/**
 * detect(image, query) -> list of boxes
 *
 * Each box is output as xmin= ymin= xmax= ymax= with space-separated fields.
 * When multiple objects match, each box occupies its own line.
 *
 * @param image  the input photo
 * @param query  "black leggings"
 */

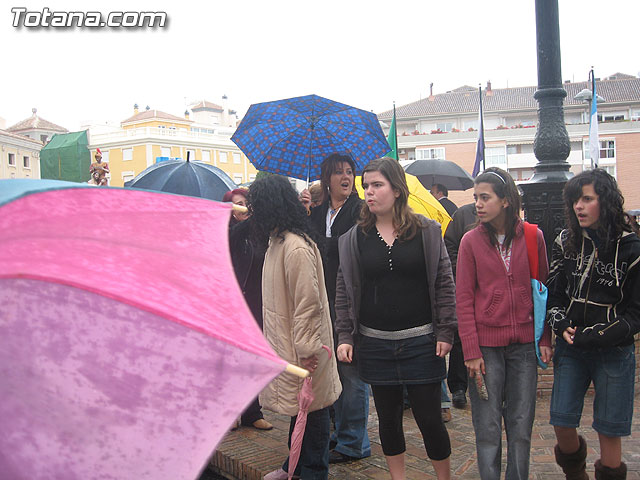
xmin=371 ymin=383 xmax=451 ymax=460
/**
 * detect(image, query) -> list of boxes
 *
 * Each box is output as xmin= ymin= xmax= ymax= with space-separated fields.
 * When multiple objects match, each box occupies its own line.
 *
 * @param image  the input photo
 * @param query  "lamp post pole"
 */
xmin=520 ymin=0 xmax=573 ymax=256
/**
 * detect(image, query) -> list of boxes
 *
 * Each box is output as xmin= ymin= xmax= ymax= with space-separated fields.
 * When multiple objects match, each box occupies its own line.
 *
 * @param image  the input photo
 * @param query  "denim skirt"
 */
xmin=356 ymin=332 xmax=445 ymax=385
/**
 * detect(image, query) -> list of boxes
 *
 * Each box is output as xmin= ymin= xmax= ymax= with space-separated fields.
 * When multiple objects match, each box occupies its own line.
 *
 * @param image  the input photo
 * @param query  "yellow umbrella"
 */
xmin=355 ymin=173 xmax=451 ymax=235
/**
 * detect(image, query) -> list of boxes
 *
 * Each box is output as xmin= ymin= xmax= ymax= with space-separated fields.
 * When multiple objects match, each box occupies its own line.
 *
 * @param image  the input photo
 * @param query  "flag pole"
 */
xmin=479 ymin=85 xmax=485 ymax=172
xmin=472 ymin=84 xmax=486 ymax=177
xmin=589 ymin=66 xmax=599 ymax=169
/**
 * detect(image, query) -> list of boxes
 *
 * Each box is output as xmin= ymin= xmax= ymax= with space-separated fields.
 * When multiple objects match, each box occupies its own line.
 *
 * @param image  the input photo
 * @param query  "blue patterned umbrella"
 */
xmin=231 ymin=94 xmax=390 ymax=182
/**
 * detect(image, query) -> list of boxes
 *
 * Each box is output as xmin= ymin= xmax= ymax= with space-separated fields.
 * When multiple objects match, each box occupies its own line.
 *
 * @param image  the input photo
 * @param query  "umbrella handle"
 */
xmin=231 ymin=204 xmax=248 ymax=213
xmin=285 ymin=363 xmax=310 ymax=378
xmin=322 ymin=345 xmax=332 ymax=359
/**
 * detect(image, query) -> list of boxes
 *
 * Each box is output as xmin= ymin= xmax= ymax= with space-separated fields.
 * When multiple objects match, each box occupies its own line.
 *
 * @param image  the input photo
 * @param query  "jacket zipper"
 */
xmin=597 ymin=320 xmax=620 ymax=335
xmin=583 ymin=246 xmax=597 ymax=326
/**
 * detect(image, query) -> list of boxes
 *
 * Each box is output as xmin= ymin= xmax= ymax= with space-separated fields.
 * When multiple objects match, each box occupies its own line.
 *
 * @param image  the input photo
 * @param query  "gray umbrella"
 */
xmin=404 ymin=160 xmax=474 ymax=191
xmin=124 ymin=159 xmax=236 ymax=201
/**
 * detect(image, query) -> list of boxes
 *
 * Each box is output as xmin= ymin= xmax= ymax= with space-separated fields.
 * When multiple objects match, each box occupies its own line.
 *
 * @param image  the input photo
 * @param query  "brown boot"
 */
xmin=594 ymin=460 xmax=627 ymax=480
xmin=554 ymin=435 xmax=589 ymax=480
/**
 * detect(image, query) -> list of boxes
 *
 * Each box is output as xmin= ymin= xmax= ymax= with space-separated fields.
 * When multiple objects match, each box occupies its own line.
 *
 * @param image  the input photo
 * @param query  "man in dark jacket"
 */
xmin=430 ymin=184 xmax=458 ymax=217
xmin=443 ymin=202 xmax=477 ymax=408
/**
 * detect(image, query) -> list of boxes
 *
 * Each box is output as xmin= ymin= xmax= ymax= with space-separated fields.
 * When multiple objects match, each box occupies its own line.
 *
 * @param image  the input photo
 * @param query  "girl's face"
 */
xmin=363 ymin=170 xmax=399 ymax=218
xmin=474 ymin=182 xmax=509 ymax=231
xmin=573 ymin=183 xmax=600 ymax=229
xmin=231 ymin=194 xmax=248 ymax=222
xmin=328 ymin=161 xmax=354 ymax=201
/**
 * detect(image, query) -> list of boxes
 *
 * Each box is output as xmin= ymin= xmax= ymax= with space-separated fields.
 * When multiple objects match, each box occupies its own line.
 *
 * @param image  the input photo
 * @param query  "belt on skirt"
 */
xmin=359 ymin=323 xmax=433 ymax=340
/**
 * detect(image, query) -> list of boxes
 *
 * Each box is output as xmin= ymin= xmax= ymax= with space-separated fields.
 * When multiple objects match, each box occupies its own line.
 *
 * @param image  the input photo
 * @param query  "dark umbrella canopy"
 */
xmin=231 ymin=94 xmax=390 ymax=182
xmin=404 ymin=159 xmax=474 ymax=191
xmin=125 ymin=160 xmax=236 ymax=201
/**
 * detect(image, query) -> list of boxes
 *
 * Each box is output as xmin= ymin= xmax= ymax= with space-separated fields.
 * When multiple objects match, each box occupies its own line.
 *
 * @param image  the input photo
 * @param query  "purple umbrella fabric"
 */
xmin=0 ymin=179 xmax=287 ymax=480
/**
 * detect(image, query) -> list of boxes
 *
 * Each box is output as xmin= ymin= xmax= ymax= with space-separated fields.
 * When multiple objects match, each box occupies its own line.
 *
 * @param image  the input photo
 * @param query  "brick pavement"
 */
xmin=205 ymin=393 xmax=640 ymax=479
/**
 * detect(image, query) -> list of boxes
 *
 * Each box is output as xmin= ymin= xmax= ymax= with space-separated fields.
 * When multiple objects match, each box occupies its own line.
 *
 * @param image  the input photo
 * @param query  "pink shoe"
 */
xmin=263 ymin=467 xmax=300 ymax=480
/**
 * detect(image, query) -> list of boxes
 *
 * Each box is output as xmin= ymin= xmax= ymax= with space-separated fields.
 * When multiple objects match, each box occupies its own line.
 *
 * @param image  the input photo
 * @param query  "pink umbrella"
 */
xmin=286 ymin=346 xmax=331 ymax=480
xmin=0 ymin=179 xmax=291 ymax=480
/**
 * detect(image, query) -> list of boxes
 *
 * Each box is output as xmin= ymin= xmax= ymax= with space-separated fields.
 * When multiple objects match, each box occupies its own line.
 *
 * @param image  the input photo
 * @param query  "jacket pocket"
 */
xmin=518 ymin=286 xmax=533 ymax=310
xmin=482 ymin=290 xmax=504 ymax=317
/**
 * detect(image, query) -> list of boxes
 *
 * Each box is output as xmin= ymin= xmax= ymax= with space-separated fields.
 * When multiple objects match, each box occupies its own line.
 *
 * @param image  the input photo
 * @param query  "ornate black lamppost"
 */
xmin=521 ymin=0 xmax=573 ymax=254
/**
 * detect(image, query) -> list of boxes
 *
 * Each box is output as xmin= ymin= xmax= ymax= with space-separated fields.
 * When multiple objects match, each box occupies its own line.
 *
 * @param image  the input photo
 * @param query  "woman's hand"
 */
xmin=436 ymin=341 xmax=452 ymax=358
xmin=540 ymin=346 xmax=553 ymax=364
xmin=299 ymin=189 xmax=311 ymax=210
xmin=336 ymin=344 xmax=353 ymax=363
xmin=300 ymin=355 xmax=319 ymax=373
xmin=465 ymin=357 xmax=485 ymax=378
xmin=562 ymin=326 xmax=576 ymax=345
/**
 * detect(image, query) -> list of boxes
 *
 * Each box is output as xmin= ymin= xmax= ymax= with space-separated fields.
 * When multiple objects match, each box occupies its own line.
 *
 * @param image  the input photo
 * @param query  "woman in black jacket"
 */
xmin=301 ymin=153 xmax=372 ymax=463
xmin=547 ymin=169 xmax=640 ymax=480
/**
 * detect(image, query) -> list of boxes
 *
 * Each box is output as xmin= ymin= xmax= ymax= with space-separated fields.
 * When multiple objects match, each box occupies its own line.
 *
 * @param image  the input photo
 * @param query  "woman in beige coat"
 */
xmin=249 ymin=175 xmax=341 ymax=480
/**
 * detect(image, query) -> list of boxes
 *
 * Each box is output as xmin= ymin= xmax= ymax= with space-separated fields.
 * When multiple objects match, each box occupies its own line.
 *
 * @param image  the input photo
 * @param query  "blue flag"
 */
xmin=472 ymin=85 xmax=485 ymax=177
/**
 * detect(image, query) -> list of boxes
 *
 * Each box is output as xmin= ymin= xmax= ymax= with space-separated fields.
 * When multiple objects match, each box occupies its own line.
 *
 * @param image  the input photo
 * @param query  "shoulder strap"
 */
xmin=523 ymin=221 xmax=539 ymax=280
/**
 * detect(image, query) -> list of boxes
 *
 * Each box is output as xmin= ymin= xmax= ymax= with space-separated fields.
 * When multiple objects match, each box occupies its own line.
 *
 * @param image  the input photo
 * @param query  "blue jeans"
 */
xmin=468 ymin=343 xmax=537 ymax=480
xmin=441 ymin=380 xmax=451 ymax=408
xmin=550 ymin=339 xmax=635 ymax=437
xmin=330 ymin=362 xmax=371 ymax=458
xmin=282 ymin=407 xmax=330 ymax=479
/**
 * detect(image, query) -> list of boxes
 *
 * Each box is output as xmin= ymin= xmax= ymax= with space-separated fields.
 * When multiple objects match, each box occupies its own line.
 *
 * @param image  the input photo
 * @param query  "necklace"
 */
xmin=329 ymin=198 xmax=346 ymax=216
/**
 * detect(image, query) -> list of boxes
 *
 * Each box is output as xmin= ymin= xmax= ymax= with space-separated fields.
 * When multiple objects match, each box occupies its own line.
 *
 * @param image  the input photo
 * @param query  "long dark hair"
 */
xmin=319 ymin=153 xmax=357 ymax=204
xmin=474 ymin=167 xmax=521 ymax=249
xmin=248 ymin=175 xmax=320 ymax=249
xmin=563 ymin=168 xmax=629 ymax=254
xmin=359 ymin=157 xmax=421 ymax=241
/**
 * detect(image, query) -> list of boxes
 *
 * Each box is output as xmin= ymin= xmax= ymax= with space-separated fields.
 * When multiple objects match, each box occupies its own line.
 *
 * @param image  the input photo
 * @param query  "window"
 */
xmin=219 ymin=151 xmax=228 ymax=163
xmin=601 ymin=165 xmax=617 ymax=178
xmin=485 ymin=146 xmax=507 ymax=167
xmin=416 ymin=147 xmax=445 ymax=160
xmin=584 ymin=139 xmax=615 ymax=160
xmin=186 ymin=149 xmax=195 ymax=161
xmin=8 ymin=153 xmax=15 ymax=166
xmin=507 ymin=145 xmax=521 ymax=155
xmin=233 ymin=152 xmax=241 ymax=164
xmin=40 ymin=134 xmax=48 ymax=143
xmin=463 ymin=120 xmax=478 ymax=131
xmin=123 ymin=148 xmax=133 ymax=161
xmin=632 ymin=111 xmax=640 ymax=121
xmin=598 ymin=113 xmax=625 ymax=122
xmin=202 ymin=150 xmax=211 ymax=163
xmin=249 ymin=174 xmax=256 ymax=182
xmin=436 ymin=122 xmax=453 ymax=133
xmin=161 ymin=146 xmax=171 ymax=157
xmin=23 ymin=156 xmax=30 ymax=168
xmin=122 ymin=173 xmax=135 ymax=184
xmin=233 ymin=174 xmax=243 ymax=184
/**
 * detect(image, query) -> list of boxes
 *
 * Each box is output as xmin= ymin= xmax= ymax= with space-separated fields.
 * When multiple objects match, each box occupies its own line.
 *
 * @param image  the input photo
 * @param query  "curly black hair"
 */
xmin=563 ymin=168 xmax=629 ymax=254
xmin=248 ymin=175 xmax=320 ymax=249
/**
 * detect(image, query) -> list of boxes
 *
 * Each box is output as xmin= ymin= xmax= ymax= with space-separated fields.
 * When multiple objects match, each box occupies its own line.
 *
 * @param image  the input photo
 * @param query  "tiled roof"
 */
xmin=7 ymin=110 xmax=67 ymax=133
xmin=121 ymin=109 xmax=192 ymax=124
xmin=378 ymin=76 xmax=640 ymax=120
xmin=190 ymin=100 xmax=224 ymax=111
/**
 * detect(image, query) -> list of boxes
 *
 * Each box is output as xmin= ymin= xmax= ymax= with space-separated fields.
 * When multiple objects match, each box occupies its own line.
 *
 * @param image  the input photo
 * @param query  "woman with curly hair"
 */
xmin=335 ymin=157 xmax=456 ymax=479
xmin=250 ymin=175 xmax=341 ymax=480
xmin=547 ymin=169 xmax=640 ymax=480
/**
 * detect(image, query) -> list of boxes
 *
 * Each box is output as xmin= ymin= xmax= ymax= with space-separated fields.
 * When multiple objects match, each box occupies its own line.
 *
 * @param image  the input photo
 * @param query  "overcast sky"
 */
xmin=1 ymin=0 xmax=638 ymax=131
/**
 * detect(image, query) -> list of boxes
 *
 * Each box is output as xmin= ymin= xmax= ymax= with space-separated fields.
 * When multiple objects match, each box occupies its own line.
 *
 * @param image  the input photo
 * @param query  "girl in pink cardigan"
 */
xmin=456 ymin=167 xmax=552 ymax=480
